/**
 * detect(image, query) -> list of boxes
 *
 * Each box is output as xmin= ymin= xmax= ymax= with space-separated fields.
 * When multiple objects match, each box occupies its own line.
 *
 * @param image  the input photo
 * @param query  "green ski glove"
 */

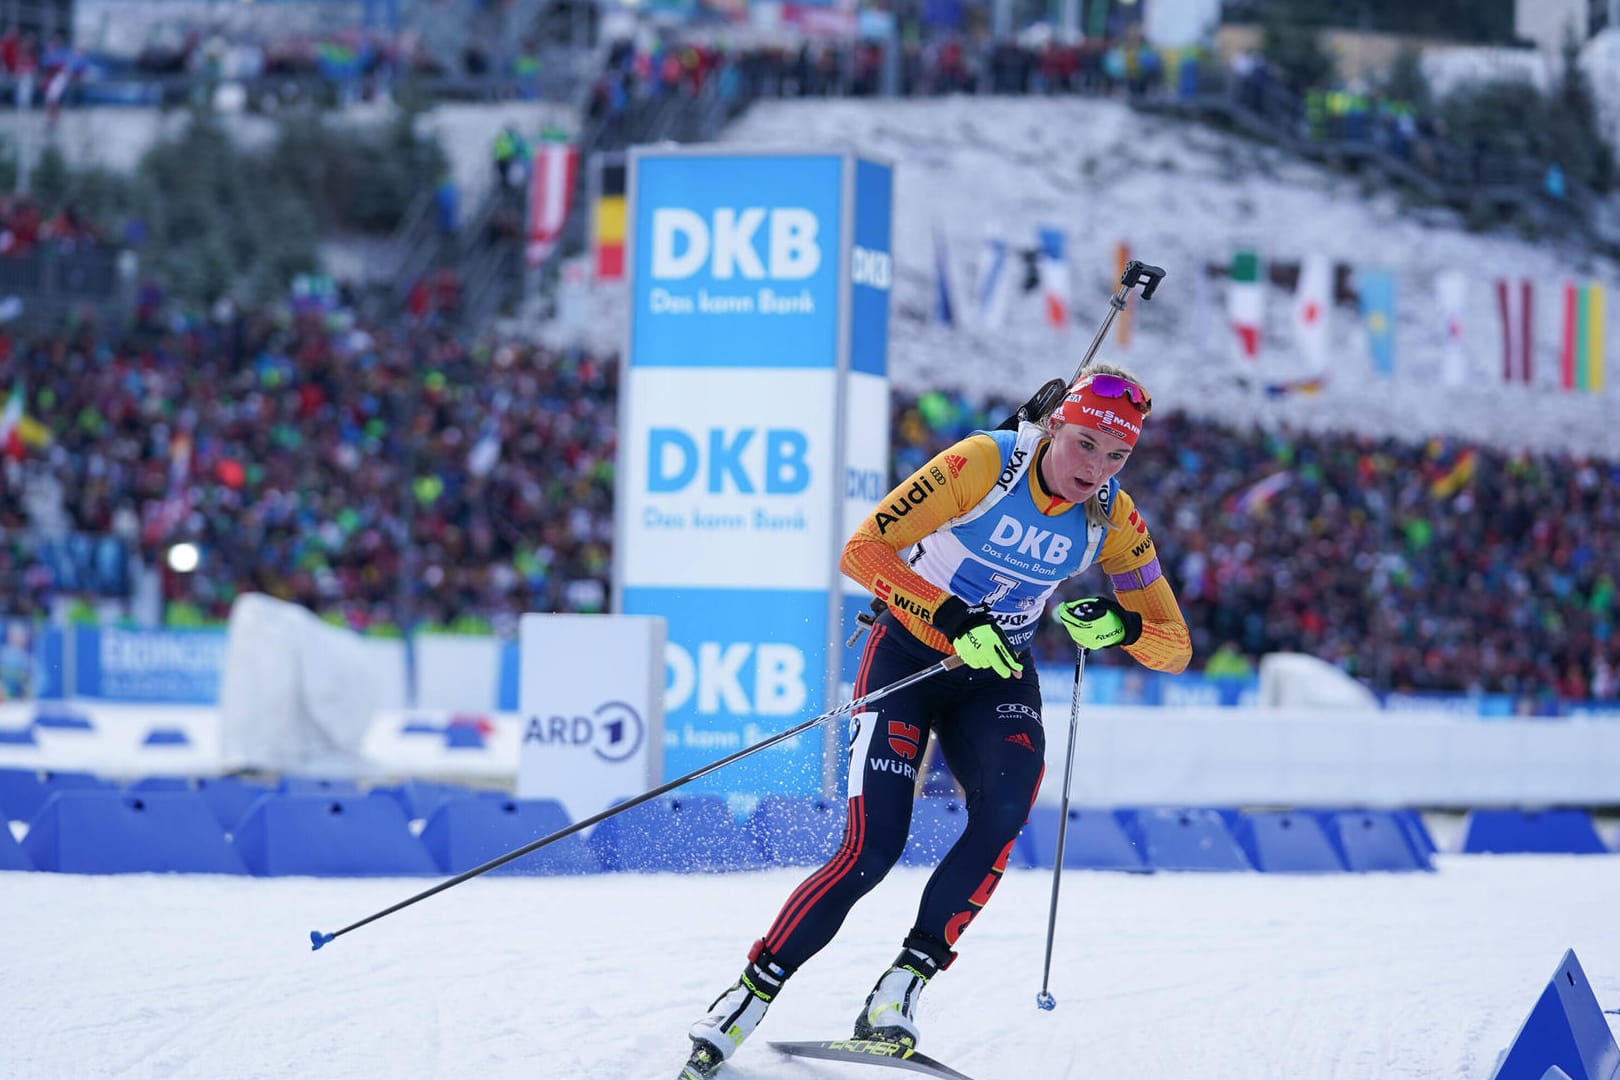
xmin=932 ymin=596 xmax=1024 ymax=679
xmin=1054 ymin=596 xmax=1143 ymax=651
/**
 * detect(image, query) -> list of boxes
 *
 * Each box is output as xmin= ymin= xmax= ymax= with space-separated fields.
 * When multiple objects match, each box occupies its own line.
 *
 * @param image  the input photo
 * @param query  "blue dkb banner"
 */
xmin=616 ymin=149 xmax=893 ymax=797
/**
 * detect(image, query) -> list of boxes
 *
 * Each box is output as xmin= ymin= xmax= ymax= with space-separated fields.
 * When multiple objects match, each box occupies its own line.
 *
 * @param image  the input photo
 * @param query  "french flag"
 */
xmin=1037 ymin=227 xmax=1070 ymax=329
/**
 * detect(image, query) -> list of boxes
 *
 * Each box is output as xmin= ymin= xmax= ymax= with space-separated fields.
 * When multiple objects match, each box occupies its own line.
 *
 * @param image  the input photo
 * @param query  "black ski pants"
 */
xmin=760 ymin=611 xmax=1047 ymax=969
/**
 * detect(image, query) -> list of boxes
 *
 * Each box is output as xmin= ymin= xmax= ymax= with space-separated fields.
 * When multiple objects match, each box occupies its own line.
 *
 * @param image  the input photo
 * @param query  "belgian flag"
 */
xmin=592 ymin=154 xmax=626 ymax=283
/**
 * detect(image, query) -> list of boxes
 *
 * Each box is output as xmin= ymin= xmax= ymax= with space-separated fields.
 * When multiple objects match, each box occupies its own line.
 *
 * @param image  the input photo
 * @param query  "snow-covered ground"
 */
xmin=4 ymin=855 xmax=1619 ymax=1079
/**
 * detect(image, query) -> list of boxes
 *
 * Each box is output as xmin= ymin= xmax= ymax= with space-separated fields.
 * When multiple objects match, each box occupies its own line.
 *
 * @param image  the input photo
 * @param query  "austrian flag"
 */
xmin=527 ymin=139 xmax=579 ymax=269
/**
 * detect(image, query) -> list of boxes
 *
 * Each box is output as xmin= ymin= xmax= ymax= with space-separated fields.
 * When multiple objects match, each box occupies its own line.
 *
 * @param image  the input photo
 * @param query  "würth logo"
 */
xmin=888 ymin=720 xmax=922 ymax=761
xmin=1128 ymin=509 xmax=1146 ymax=535
xmin=1003 ymin=732 xmax=1035 ymax=753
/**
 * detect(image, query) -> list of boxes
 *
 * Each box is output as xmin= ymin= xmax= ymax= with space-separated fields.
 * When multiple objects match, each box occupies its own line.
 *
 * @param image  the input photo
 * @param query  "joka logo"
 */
xmin=944 ymin=454 xmax=967 ymax=478
xmin=648 ymin=427 xmax=810 ymax=494
xmin=650 ymin=207 xmax=821 ymax=281
xmin=1128 ymin=509 xmax=1147 ymax=535
xmin=523 ymin=700 xmax=645 ymax=763
xmin=1003 ymin=732 xmax=1035 ymax=753
xmin=987 ymin=514 xmax=1073 ymax=564
xmin=995 ymin=449 xmax=1028 ymax=493
xmin=887 ymin=720 xmax=921 ymax=761
xmin=874 ymin=475 xmax=937 ymax=534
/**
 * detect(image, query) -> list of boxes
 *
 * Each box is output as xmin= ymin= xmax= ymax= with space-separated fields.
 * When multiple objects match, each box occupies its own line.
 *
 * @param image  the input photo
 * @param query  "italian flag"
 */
xmin=0 ymin=383 xmax=22 ymax=459
xmin=1228 ymin=250 xmax=1264 ymax=362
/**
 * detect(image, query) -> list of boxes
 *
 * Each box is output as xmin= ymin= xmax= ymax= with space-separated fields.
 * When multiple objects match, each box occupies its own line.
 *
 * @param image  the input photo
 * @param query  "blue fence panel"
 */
xmin=22 ymin=790 xmax=246 ymax=874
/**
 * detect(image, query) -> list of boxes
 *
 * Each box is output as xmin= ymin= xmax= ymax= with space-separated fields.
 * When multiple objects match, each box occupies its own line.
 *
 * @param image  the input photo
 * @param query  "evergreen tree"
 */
xmin=1381 ymin=45 xmax=1431 ymax=113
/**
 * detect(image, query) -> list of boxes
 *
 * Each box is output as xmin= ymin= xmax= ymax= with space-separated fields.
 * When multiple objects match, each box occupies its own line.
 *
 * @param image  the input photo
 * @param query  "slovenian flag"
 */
xmin=1227 ymin=250 xmax=1263 ymax=362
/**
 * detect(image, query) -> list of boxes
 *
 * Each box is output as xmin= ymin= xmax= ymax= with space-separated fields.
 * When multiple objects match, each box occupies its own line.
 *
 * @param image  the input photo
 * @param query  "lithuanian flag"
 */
xmin=1561 ymin=281 xmax=1605 ymax=393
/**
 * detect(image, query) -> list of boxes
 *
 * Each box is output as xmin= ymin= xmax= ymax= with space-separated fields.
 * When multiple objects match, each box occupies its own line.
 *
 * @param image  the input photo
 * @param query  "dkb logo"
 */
xmin=650 ymin=208 xmax=821 ymax=281
xmin=523 ymin=700 xmax=645 ymax=763
xmin=648 ymin=427 xmax=811 ymax=494
xmin=665 ymin=641 xmax=807 ymax=716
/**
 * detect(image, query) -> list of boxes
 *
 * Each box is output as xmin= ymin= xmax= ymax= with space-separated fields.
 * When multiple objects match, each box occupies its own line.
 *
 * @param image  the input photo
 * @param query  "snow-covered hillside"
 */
xmin=711 ymin=95 xmax=1620 ymax=458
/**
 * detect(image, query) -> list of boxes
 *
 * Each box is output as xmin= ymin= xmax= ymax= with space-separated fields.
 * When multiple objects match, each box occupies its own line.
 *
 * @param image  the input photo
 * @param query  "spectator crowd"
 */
xmin=0 ymin=303 xmax=616 ymax=638
xmin=0 ymin=195 xmax=102 ymax=257
xmin=2 ymin=307 xmax=1617 ymax=707
xmin=891 ymin=387 xmax=1619 ymax=706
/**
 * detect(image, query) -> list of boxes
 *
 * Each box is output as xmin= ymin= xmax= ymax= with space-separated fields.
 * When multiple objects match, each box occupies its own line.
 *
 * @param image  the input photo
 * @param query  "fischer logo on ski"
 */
xmin=769 ymin=1039 xmax=976 ymax=1079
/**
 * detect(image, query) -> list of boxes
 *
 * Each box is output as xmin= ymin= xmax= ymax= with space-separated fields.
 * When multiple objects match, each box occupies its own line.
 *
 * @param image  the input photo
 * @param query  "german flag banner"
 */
xmin=591 ymin=152 xmax=627 ymax=283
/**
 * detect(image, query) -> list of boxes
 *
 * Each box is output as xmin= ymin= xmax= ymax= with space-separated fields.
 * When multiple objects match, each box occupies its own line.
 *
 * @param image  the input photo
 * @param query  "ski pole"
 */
xmin=310 ymin=653 xmax=965 ymax=951
xmin=1035 ymin=645 xmax=1087 ymax=1011
xmin=1010 ymin=260 xmax=1167 ymax=429
xmin=1071 ymin=259 xmax=1166 ymax=383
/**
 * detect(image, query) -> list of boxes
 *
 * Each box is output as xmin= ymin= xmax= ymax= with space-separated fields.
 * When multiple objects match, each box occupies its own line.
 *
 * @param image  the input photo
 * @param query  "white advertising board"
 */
xmin=516 ymin=614 xmax=665 ymax=827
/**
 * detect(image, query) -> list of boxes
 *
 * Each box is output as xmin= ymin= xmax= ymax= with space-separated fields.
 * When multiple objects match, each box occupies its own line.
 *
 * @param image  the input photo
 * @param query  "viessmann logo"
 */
xmin=1070 ymin=401 xmax=1142 ymax=437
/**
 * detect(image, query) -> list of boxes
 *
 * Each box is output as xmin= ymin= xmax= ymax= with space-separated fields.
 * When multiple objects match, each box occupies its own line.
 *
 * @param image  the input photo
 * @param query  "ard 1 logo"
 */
xmin=648 ymin=427 xmax=810 ymax=494
xmin=523 ymin=700 xmax=646 ymax=763
xmin=651 ymin=208 xmax=821 ymax=280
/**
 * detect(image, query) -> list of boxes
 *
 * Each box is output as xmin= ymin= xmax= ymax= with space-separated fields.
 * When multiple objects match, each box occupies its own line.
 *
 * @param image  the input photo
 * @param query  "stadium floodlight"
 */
xmin=166 ymin=543 xmax=200 ymax=574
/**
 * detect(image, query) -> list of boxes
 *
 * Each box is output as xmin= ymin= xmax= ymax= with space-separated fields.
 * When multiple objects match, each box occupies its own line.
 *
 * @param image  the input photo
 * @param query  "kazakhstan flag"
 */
xmin=1357 ymin=268 xmax=1397 ymax=377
